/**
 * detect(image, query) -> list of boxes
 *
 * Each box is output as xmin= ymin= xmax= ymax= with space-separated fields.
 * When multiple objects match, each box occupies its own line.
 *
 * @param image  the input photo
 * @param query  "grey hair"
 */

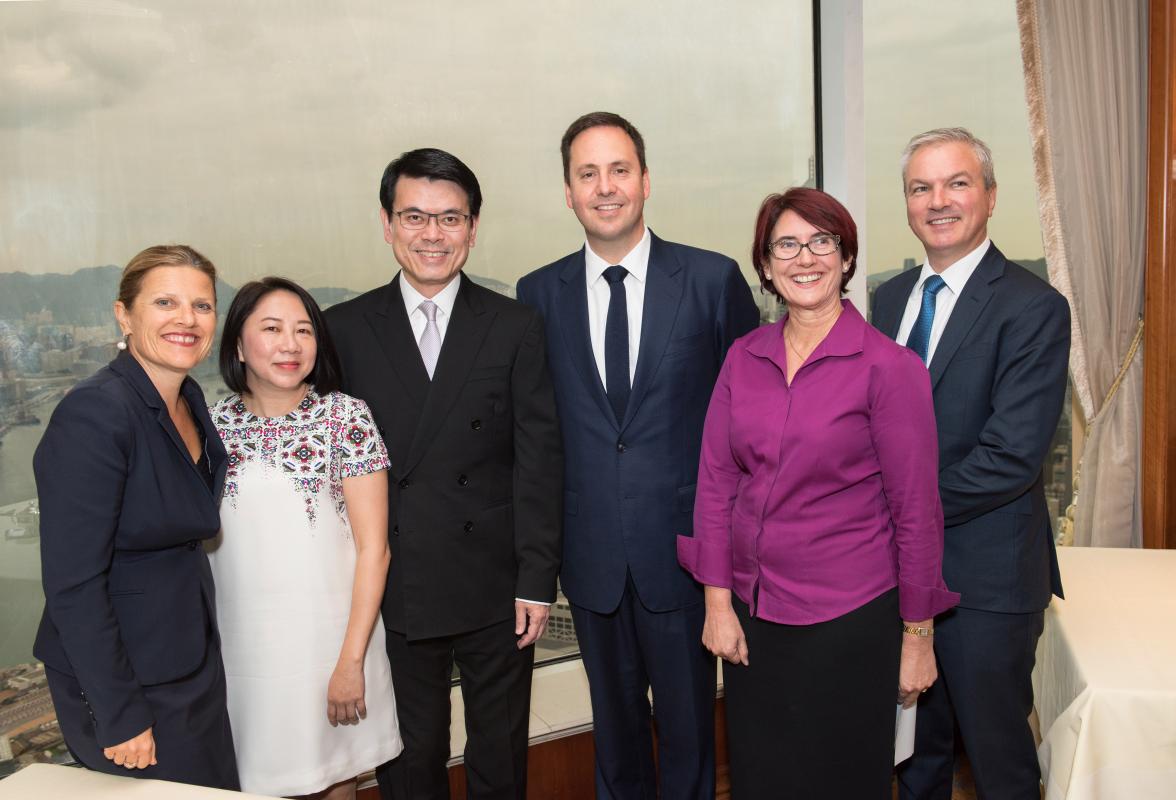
xmin=900 ymin=127 xmax=996 ymax=193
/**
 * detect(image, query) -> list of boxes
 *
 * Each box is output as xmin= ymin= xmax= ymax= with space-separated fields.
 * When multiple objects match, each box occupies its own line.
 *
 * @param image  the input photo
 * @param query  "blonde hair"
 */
xmin=118 ymin=245 xmax=217 ymax=308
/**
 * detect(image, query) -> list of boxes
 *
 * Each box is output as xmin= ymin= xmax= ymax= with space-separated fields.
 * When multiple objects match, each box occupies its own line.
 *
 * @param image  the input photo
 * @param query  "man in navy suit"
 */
xmin=872 ymin=127 xmax=1070 ymax=800
xmin=517 ymin=112 xmax=758 ymax=799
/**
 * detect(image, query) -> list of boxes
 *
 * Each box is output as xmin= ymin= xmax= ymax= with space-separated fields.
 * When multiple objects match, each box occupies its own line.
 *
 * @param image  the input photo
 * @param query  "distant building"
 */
xmin=546 ymin=593 xmax=577 ymax=644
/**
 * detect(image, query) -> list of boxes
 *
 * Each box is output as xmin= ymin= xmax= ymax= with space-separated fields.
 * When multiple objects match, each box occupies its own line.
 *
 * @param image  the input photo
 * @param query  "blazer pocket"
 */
xmin=663 ymin=332 xmax=709 ymax=360
xmin=952 ymin=338 xmax=996 ymax=362
xmin=468 ymin=365 xmax=510 ymax=381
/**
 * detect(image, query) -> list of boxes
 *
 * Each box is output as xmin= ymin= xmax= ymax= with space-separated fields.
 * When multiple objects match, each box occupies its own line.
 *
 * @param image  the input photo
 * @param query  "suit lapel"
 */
xmin=402 ymin=277 xmax=494 ymax=474
xmin=623 ymin=233 xmax=682 ymax=430
xmin=183 ymin=378 xmax=227 ymax=496
xmin=362 ymin=276 xmax=430 ymax=411
xmin=876 ymin=269 xmax=919 ymax=340
xmin=927 ymin=247 xmax=1003 ymax=389
xmin=109 ymin=351 xmax=222 ymax=497
xmin=556 ymin=250 xmax=618 ymax=430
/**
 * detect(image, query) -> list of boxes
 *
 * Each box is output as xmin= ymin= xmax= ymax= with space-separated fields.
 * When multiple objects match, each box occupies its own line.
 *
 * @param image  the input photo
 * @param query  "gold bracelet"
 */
xmin=902 ymin=624 xmax=934 ymax=637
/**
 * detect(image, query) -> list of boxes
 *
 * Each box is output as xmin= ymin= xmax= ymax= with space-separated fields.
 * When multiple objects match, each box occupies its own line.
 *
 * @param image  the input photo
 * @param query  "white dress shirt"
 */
xmin=398 ymin=271 xmax=547 ymax=607
xmin=399 ymin=271 xmax=462 ymax=347
xmin=585 ymin=227 xmax=651 ymax=387
xmin=895 ymin=239 xmax=991 ymax=366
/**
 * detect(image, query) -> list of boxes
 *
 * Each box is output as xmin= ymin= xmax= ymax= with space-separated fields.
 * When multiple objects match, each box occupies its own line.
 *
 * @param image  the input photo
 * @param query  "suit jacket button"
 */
xmin=187 ymin=540 xmax=198 ymax=550
xmin=471 ymin=419 xmax=482 ymax=431
xmin=392 ymin=525 xmax=399 ymax=536
xmin=616 ymin=441 xmax=626 ymax=453
xmin=463 ymin=521 xmax=474 ymax=533
xmin=398 ymin=478 xmax=410 ymax=489
xmin=458 ymin=474 xmax=469 ymax=486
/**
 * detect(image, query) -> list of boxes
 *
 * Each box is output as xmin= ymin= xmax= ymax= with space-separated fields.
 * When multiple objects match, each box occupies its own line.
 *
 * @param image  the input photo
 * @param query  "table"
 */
xmin=1034 ymin=546 xmax=1176 ymax=799
xmin=0 ymin=763 xmax=278 ymax=799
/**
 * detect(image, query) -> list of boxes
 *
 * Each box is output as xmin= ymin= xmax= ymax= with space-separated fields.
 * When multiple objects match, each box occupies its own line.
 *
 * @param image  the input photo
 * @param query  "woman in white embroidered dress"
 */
xmin=207 ymin=277 xmax=401 ymax=799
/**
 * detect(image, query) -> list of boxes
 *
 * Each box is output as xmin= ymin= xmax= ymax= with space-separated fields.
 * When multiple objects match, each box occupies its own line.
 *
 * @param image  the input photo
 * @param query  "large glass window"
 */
xmin=862 ymin=0 xmax=1073 ymax=527
xmin=0 ymin=1 xmax=815 ymax=773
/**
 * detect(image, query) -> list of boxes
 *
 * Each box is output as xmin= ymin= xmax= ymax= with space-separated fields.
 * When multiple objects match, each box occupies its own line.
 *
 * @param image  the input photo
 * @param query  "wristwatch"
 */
xmin=902 ymin=624 xmax=934 ymax=637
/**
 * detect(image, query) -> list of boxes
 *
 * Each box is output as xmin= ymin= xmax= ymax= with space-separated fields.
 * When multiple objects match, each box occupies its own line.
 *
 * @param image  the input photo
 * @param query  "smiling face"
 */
xmin=114 ymin=265 xmax=216 ymax=380
xmin=904 ymin=141 xmax=997 ymax=271
xmin=382 ymin=175 xmax=478 ymax=298
xmin=236 ymin=289 xmax=317 ymax=398
xmin=763 ymin=210 xmax=850 ymax=317
xmin=564 ymin=125 xmax=650 ymax=263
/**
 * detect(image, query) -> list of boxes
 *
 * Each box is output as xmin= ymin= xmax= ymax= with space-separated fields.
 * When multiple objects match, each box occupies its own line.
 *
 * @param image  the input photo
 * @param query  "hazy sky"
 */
xmin=0 ymin=0 xmax=1039 ymax=290
xmin=0 ymin=0 xmax=813 ymax=290
xmin=864 ymin=1 xmax=1044 ymax=274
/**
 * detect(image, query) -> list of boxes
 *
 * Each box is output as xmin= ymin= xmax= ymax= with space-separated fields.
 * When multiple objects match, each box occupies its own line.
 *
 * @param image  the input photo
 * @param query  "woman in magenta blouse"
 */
xmin=677 ymin=188 xmax=958 ymax=798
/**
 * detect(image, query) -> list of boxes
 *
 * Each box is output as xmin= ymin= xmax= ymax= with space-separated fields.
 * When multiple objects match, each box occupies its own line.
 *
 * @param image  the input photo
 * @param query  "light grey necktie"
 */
xmin=418 ymin=299 xmax=441 ymax=379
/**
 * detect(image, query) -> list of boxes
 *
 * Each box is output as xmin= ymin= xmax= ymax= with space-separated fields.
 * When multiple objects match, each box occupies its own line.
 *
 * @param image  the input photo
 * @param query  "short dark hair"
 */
xmin=379 ymin=148 xmax=482 ymax=218
xmin=219 ymin=277 xmax=342 ymax=396
xmin=560 ymin=112 xmax=647 ymax=184
xmin=751 ymin=188 xmax=859 ymax=297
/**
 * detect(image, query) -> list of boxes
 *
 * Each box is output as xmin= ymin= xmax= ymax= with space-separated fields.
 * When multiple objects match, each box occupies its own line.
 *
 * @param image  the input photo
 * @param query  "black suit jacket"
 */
xmin=326 ymin=275 xmax=562 ymax=640
xmin=871 ymin=243 xmax=1068 ymax=613
xmin=33 ymin=350 xmax=227 ymax=747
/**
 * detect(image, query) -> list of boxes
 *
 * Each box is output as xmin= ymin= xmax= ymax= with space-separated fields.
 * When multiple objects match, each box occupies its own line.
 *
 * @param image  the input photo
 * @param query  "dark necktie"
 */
xmin=603 ymin=265 xmax=630 ymax=424
xmin=905 ymin=275 xmax=947 ymax=364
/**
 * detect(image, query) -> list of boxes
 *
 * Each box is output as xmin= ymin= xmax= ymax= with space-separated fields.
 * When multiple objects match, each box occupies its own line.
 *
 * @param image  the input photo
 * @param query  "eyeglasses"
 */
xmin=392 ymin=210 xmax=471 ymax=231
xmin=768 ymin=233 xmax=841 ymax=260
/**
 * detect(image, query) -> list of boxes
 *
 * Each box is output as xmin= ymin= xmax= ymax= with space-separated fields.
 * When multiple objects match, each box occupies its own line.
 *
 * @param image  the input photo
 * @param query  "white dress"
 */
xmin=207 ymin=389 xmax=402 ymax=796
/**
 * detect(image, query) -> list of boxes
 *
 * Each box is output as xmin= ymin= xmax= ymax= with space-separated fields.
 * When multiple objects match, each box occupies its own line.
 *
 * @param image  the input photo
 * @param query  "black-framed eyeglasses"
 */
xmin=768 ymin=233 xmax=841 ymax=260
xmin=392 ymin=210 xmax=472 ymax=231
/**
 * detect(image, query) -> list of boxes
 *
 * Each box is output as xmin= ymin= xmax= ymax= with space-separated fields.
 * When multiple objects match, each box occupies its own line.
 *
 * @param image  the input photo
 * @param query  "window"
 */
xmin=0 ymin=0 xmax=815 ymax=773
xmin=861 ymin=0 xmax=1073 ymax=527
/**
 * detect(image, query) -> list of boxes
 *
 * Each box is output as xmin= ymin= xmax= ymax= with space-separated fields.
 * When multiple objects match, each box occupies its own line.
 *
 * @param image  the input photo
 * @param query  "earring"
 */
xmin=116 ymin=333 xmax=129 ymax=351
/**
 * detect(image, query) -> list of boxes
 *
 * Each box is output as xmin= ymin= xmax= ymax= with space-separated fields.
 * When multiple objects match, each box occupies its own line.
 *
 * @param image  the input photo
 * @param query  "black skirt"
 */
xmin=723 ymin=587 xmax=901 ymax=799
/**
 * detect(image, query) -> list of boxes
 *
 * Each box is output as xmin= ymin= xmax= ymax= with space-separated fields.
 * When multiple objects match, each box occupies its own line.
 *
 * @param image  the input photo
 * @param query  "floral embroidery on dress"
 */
xmin=211 ymin=389 xmax=390 ymax=528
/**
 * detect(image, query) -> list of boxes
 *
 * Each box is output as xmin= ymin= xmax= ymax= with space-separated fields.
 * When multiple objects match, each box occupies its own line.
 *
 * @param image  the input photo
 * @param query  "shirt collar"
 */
xmin=747 ymin=299 xmax=866 ymax=366
xmin=916 ymin=238 xmax=991 ymax=295
xmin=584 ymin=227 xmax=652 ymax=285
xmin=399 ymin=271 xmax=462 ymax=319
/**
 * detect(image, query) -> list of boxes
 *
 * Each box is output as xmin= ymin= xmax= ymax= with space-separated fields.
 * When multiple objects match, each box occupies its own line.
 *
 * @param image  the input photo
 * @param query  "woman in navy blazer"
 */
xmin=33 ymin=245 xmax=238 ymax=789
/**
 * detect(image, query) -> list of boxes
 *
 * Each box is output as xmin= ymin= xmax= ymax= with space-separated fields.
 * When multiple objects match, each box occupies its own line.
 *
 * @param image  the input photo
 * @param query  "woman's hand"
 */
xmin=327 ymin=659 xmax=367 ymax=726
xmin=103 ymin=726 xmax=156 ymax=770
xmin=702 ymin=586 xmax=749 ymax=665
xmin=898 ymin=621 xmax=937 ymax=708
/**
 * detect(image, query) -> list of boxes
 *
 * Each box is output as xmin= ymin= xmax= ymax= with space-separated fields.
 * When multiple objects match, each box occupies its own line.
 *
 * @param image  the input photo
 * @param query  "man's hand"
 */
xmin=515 ymin=600 xmax=550 ymax=648
xmin=103 ymin=726 xmax=156 ymax=770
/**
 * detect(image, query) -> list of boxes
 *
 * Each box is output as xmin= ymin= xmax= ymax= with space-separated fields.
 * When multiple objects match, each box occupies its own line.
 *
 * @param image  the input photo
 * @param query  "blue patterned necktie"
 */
xmin=603 ymin=265 xmax=630 ymax=424
xmin=905 ymin=275 xmax=947 ymax=364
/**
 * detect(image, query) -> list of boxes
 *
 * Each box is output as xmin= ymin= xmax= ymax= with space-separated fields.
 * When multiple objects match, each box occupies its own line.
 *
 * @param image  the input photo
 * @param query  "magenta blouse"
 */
xmin=677 ymin=301 xmax=959 ymax=625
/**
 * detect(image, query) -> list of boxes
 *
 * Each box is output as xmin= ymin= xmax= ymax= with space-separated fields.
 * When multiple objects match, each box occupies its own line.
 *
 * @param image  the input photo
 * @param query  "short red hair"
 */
xmin=751 ymin=188 xmax=859 ymax=297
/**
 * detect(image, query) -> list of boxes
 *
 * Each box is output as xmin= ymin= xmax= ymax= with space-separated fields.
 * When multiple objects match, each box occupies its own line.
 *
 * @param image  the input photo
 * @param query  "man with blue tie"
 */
xmin=872 ymin=128 xmax=1070 ymax=800
xmin=517 ymin=112 xmax=759 ymax=799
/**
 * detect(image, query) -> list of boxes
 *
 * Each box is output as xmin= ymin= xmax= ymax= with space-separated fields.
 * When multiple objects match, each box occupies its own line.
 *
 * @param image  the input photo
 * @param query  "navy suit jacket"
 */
xmin=33 ymin=351 xmax=227 ymax=747
xmin=871 ymin=243 xmax=1068 ymax=613
xmin=517 ymin=232 xmax=759 ymax=614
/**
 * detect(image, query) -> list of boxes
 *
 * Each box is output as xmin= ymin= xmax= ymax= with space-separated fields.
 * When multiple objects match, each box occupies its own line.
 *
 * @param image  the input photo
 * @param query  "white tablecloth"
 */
xmin=0 ymin=764 xmax=279 ymax=799
xmin=1034 ymin=546 xmax=1176 ymax=800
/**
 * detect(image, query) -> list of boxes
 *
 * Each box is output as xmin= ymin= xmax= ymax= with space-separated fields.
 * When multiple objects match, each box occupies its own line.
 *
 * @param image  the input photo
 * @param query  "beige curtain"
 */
xmin=1018 ymin=0 xmax=1147 ymax=547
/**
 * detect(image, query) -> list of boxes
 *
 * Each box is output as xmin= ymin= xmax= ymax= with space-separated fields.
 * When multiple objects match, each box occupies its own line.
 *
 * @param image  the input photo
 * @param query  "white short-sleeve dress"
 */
xmin=207 ymin=389 xmax=402 ymax=796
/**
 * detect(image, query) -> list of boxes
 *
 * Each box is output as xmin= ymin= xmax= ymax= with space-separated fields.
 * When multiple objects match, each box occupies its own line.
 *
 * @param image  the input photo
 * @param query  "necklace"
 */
xmin=784 ymin=306 xmax=843 ymax=366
